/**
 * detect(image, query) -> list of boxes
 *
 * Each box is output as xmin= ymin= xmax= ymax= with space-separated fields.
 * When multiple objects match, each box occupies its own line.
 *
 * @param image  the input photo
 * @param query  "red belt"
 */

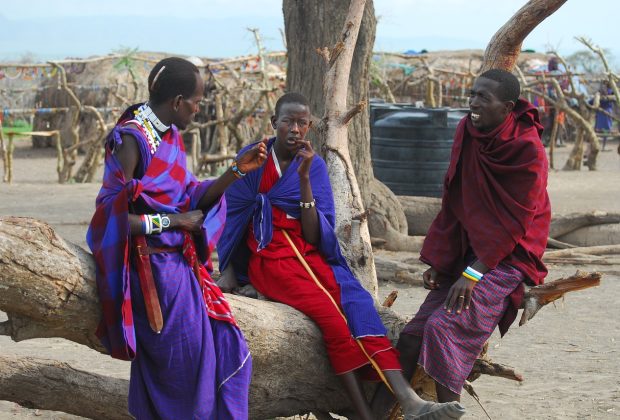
xmin=133 ymin=237 xmax=180 ymax=333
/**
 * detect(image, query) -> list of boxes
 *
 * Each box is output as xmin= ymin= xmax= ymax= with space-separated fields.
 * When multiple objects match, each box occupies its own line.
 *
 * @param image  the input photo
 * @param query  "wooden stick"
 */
xmin=519 ymin=271 xmax=601 ymax=325
xmin=281 ymin=229 xmax=394 ymax=394
xmin=0 ymin=119 xmax=7 ymax=183
xmin=382 ymin=291 xmax=398 ymax=308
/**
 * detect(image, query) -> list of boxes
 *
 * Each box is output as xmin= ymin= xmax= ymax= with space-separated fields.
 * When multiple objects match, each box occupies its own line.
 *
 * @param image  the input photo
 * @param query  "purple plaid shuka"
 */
xmin=87 ymin=104 xmax=251 ymax=419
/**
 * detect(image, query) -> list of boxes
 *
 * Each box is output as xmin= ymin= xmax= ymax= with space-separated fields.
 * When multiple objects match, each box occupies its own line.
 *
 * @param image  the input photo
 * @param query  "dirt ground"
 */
xmin=1 ymin=140 xmax=619 ymax=419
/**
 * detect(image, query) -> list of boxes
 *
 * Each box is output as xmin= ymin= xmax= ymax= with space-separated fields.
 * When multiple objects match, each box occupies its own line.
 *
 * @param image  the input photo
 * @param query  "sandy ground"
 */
xmin=1 ymin=140 xmax=619 ymax=419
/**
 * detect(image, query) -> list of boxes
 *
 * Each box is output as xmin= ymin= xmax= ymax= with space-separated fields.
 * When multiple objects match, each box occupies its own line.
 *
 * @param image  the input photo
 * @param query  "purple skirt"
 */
xmin=128 ymin=238 xmax=251 ymax=420
xmin=402 ymin=264 xmax=522 ymax=394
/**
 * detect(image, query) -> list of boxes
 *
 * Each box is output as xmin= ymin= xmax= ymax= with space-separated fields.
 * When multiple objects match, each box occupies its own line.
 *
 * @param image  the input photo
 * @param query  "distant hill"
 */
xmin=0 ymin=14 xmax=285 ymax=61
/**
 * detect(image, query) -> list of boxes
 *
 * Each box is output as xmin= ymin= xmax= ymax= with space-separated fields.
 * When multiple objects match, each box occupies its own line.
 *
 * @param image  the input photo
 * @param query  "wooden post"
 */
xmin=548 ymin=111 xmax=558 ymax=169
xmin=6 ymin=133 xmax=14 ymax=184
xmin=55 ymin=130 xmax=66 ymax=183
xmin=191 ymin=129 xmax=199 ymax=173
xmin=0 ymin=119 xmax=7 ymax=183
xmin=50 ymin=62 xmax=82 ymax=182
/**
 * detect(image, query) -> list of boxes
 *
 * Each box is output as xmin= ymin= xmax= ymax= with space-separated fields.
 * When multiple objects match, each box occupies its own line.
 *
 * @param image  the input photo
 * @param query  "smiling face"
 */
xmin=172 ymin=72 xmax=204 ymax=130
xmin=469 ymin=77 xmax=514 ymax=132
xmin=271 ymin=102 xmax=311 ymax=160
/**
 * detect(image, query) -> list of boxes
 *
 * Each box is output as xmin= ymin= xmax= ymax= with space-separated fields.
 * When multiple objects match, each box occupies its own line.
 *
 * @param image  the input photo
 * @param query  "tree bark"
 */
xmin=549 ymin=211 xmax=620 ymax=238
xmin=397 ymin=196 xmax=442 ymax=236
xmin=0 ymin=355 xmax=129 ymax=420
xmin=284 ymin=0 xmax=382 ymax=293
xmin=0 ymin=217 xmax=601 ymax=418
xmin=374 ymin=254 xmax=425 ymax=286
xmin=480 ymin=0 xmax=568 ymax=72
xmin=0 ymin=216 xmax=388 ymax=418
xmin=284 ymin=0 xmax=409 ymax=256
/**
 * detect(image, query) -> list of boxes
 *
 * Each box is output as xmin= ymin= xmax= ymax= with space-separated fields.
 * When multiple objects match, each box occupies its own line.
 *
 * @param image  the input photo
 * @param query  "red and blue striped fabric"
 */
xmin=402 ymin=264 xmax=523 ymax=393
xmin=86 ymin=105 xmax=234 ymax=360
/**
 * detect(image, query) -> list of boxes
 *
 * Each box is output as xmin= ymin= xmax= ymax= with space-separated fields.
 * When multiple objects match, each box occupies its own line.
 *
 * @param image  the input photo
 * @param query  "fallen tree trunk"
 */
xmin=397 ymin=196 xmax=441 ymax=236
xmin=556 ymin=223 xmax=620 ymax=247
xmin=395 ymin=201 xmax=620 ymax=248
xmin=542 ymin=245 xmax=620 ymax=266
xmin=549 ymin=211 xmax=620 ymax=239
xmin=544 ymin=245 xmax=620 ymax=258
xmin=0 ymin=217 xmax=602 ymax=418
xmin=0 ymin=355 xmax=129 ymax=420
xmin=0 ymin=216 xmax=352 ymax=418
xmin=374 ymin=254 xmax=424 ymax=286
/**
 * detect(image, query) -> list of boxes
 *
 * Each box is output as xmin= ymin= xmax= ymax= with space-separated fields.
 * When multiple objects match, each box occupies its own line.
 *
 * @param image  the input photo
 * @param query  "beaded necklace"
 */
xmin=133 ymin=104 xmax=169 ymax=155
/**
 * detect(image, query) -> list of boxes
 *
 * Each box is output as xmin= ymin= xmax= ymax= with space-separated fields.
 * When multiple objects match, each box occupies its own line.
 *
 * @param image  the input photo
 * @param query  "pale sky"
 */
xmin=1 ymin=0 xmax=617 ymax=62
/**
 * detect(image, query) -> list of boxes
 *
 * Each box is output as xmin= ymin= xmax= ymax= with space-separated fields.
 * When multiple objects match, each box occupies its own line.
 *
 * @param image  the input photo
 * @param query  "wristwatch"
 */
xmin=161 ymin=214 xmax=171 ymax=230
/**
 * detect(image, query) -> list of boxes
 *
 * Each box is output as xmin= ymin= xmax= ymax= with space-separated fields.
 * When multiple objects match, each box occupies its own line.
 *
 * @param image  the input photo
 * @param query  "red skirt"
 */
xmin=248 ymin=242 xmax=400 ymax=377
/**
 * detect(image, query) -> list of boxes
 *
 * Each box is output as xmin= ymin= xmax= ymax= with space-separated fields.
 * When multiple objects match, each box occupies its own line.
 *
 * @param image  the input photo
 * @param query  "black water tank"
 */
xmin=371 ymin=106 xmax=467 ymax=197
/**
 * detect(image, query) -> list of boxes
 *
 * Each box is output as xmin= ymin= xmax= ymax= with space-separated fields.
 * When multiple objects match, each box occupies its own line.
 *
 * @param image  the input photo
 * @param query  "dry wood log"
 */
xmin=385 ymin=207 xmax=620 ymax=249
xmin=544 ymin=257 xmax=620 ymax=266
xmin=549 ymin=211 xmax=620 ymax=238
xmin=546 ymin=237 xmax=577 ymax=249
xmin=0 ymin=216 xmax=388 ymax=418
xmin=556 ymin=223 xmax=620 ymax=248
xmin=544 ymin=245 xmax=620 ymax=258
xmin=543 ymin=245 xmax=620 ymax=266
xmin=519 ymin=271 xmax=601 ymax=326
xmin=382 ymin=290 xmax=398 ymax=308
xmin=0 ymin=355 xmax=129 ymax=420
xmin=397 ymin=196 xmax=441 ymax=236
xmin=0 ymin=218 xmax=603 ymax=417
xmin=374 ymin=254 xmax=424 ymax=286
xmin=376 ymin=225 xmax=425 ymax=253
xmin=469 ymin=359 xmax=523 ymax=383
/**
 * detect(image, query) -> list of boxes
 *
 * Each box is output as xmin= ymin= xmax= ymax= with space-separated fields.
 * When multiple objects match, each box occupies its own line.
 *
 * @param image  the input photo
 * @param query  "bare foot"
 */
xmin=233 ymin=284 xmax=262 ymax=299
xmin=404 ymin=401 xmax=466 ymax=420
xmin=216 ymin=266 xmax=238 ymax=293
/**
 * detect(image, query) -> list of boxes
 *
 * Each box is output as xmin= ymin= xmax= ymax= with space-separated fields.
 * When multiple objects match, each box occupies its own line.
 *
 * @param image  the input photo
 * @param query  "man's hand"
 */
xmin=295 ymin=139 xmax=315 ymax=178
xmin=444 ymin=276 xmax=476 ymax=314
xmin=236 ymin=138 xmax=268 ymax=174
xmin=422 ymin=267 xmax=440 ymax=290
xmin=169 ymin=210 xmax=204 ymax=233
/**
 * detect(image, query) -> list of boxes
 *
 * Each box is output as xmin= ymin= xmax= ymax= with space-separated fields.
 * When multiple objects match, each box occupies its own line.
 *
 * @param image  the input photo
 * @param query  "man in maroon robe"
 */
xmin=374 ymin=69 xmax=551 ymax=414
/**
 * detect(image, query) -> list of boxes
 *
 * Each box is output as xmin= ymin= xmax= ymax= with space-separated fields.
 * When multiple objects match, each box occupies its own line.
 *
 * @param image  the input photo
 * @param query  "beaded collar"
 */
xmin=140 ymin=103 xmax=170 ymax=132
xmin=132 ymin=104 xmax=169 ymax=155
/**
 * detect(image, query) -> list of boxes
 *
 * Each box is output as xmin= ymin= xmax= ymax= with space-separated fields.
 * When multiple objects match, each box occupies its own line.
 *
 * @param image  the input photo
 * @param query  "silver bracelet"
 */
xmin=299 ymin=199 xmax=315 ymax=209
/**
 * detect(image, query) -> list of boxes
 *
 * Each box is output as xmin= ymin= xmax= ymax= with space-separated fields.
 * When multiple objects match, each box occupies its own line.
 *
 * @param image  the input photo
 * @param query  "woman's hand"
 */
xmin=236 ymin=138 xmax=268 ymax=174
xmin=295 ymin=139 xmax=315 ymax=179
xmin=169 ymin=210 xmax=204 ymax=233
xmin=444 ymin=276 xmax=476 ymax=314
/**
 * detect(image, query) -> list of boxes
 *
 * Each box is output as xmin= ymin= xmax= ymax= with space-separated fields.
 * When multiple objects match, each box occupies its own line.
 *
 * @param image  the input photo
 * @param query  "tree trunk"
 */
xmin=480 ymin=0 xmax=568 ymax=72
xmin=284 ymin=0 xmax=385 ymax=293
xmin=397 ymin=196 xmax=442 ymax=236
xmin=0 ymin=355 xmax=129 ymax=420
xmin=0 ymin=217 xmax=377 ymax=418
xmin=284 ymin=0 xmax=409 ymax=257
xmin=549 ymin=211 xmax=620 ymax=238
xmin=0 ymin=217 xmax=601 ymax=418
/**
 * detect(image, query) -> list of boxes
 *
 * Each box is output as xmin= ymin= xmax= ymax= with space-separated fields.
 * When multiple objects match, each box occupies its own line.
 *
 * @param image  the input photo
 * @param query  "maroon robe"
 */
xmin=420 ymin=99 xmax=550 ymax=334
